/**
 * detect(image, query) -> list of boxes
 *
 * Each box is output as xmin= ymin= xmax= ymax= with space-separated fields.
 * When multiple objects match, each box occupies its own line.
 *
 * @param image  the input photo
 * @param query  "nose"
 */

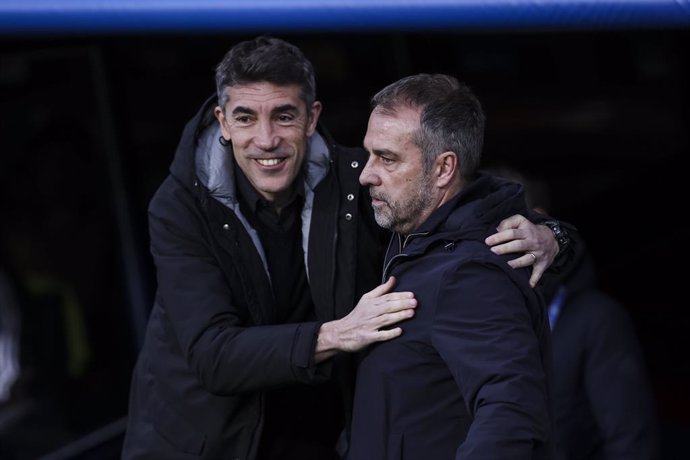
xmin=253 ymin=120 xmax=279 ymax=151
xmin=359 ymin=156 xmax=380 ymax=186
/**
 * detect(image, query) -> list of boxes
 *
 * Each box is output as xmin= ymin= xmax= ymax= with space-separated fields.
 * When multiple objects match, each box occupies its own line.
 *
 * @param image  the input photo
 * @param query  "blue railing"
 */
xmin=1 ymin=0 xmax=689 ymax=35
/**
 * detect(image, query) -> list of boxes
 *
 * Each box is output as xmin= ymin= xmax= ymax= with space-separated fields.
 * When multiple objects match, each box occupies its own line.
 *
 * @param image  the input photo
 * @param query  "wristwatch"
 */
xmin=543 ymin=219 xmax=570 ymax=253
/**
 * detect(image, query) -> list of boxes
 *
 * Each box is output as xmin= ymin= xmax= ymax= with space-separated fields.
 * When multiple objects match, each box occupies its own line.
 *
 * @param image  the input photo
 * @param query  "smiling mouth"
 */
xmin=255 ymin=158 xmax=285 ymax=167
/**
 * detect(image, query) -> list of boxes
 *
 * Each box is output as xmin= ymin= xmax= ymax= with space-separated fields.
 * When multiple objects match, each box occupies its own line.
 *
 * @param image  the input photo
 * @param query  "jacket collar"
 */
xmin=393 ymin=172 xmax=528 ymax=256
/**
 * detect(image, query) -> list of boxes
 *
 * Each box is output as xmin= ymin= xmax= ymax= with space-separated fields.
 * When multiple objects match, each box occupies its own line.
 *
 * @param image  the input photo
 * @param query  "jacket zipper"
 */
xmin=381 ymin=231 xmax=429 ymax=282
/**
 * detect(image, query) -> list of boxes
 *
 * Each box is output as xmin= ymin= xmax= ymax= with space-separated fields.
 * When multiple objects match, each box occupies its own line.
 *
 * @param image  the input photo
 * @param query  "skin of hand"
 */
xmin=484 ymin=214 xmax=558 ymax=288
xmin=315 ymin=276 xmax=417 ymax=363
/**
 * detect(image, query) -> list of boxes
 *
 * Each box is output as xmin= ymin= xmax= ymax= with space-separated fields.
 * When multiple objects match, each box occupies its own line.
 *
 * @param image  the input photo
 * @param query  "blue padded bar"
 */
xmin=0 ymin=0 xmax=689 ymax=35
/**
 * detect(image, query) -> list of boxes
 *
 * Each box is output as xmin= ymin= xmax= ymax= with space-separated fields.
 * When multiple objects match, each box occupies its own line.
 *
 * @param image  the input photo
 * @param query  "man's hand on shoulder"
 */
xmin=484 ymin=214 xmax=558 ymax=288
xmin=315 ymin=277 xmax=417 ymax=363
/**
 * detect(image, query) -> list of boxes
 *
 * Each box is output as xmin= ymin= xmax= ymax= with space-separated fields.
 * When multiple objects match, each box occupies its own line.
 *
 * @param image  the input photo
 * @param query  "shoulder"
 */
xmin=456 ymin=238 xmax=525 ymax=276
xmin=437 ymin=238 xmax=539 ymax=309
xmin=147 ymin=174 xmax=220 ymax=242
xmin=149 ymin=174 xmax=195 ymax=215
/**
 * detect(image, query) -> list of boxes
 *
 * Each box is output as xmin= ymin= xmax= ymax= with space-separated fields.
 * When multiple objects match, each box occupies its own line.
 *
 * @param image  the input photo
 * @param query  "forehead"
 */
xmin=224 ymin=82 xmax=304 ymax=110
xmin=364 ymin=106 xmax=420 ymax=150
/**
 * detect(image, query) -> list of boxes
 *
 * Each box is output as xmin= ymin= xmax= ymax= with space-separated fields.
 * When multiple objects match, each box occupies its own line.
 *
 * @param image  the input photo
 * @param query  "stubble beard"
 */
xmin=372 ymin=172 xmax=435 ymax=234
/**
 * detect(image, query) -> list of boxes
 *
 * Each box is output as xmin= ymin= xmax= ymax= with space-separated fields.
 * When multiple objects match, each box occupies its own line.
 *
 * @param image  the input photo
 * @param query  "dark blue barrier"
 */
xmin=1 ymin=0 xmax=689 ymax=35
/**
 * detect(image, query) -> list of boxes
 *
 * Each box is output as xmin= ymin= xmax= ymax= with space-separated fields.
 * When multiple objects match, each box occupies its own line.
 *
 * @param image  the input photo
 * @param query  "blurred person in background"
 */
xmin=489 ymin=163 xmax=660 ymax=460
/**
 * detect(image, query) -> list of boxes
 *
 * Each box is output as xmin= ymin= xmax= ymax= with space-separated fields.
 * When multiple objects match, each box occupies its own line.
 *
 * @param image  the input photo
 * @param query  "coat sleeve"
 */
xmin=576 ymin=292 xmax=660 ymax=460
xmin=147 ymin=181 xmax=328 ymax=396
xmin=431 ymin=259 xmax=551 ymax=460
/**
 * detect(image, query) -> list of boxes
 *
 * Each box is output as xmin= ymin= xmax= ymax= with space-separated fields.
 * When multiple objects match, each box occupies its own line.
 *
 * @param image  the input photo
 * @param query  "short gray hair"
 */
xmin=370 ymin=73 xmax=485 ymax=179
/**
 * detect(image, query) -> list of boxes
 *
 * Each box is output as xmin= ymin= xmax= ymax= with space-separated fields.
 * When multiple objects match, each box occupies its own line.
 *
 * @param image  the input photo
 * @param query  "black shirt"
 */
xmin=234 ymin=166 xmax=342 ymax=460
xmin=235 ymin=166 xmax=313 ymax=324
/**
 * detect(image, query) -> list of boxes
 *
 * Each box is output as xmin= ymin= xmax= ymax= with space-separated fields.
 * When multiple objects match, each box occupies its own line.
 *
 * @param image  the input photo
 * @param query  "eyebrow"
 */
xmin=366 ymin=147 xmax=398 ymax=159
xmin=231 ymin=106 xmax=256 ymax=116
xmin=272 ymin=104 xmax=299 ymax=114
xmin=231 ymin=104 xmax=299 ymax=116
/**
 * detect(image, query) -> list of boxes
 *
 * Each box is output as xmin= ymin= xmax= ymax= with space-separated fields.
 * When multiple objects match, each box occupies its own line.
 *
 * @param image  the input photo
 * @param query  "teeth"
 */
xmin=256 ymin=158 xmax=283 ymax=167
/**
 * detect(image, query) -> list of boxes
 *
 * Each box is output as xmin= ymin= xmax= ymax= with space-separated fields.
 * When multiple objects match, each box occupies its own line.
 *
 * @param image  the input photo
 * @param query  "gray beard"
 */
xmin=373 ymin=174 xmax=435 ymax=234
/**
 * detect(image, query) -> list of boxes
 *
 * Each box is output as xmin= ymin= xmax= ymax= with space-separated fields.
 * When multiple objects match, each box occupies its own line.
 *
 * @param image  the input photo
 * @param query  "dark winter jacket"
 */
xmin=348 ymin=173 xmax=554 ymax=460
xmin=122 ymin=97 xmax=386 ymax=460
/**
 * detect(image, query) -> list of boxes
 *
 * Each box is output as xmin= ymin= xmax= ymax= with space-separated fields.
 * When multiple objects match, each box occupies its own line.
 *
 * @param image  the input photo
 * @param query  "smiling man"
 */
xmin=122 ymin=36 xmax=420 ymax=460
xmin=122 ymin=37 xmax=565 ymax=460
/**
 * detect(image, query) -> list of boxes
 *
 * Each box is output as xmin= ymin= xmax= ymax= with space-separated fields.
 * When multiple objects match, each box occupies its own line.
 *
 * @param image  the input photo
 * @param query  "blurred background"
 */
xmin=0 ymin=1 xmax=688 ymax=459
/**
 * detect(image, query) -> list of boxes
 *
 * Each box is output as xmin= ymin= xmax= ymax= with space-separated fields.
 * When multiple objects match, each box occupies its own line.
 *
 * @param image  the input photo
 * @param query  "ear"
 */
xmin=434 ymin=151 xmax=458 ymax=188
xmin=214 ymin=106 xmax=231 ymax=142
xmin=306 ymin=101 xmax=323 ymax=136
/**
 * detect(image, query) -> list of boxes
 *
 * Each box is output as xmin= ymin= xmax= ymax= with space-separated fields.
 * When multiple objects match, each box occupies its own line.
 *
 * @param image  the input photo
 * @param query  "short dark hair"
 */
xmin=215 ymin=35 xmax=317 ymax=111
xmin=370 ymin=73 xmax=485 ymax=179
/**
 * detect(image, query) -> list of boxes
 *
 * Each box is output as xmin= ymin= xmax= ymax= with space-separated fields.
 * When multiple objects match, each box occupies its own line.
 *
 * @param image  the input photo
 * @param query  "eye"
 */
xmin=381 ymin=156 xmax=395 ymax=165
xmin=233 ymin=115 xmax=253 ymax=124
xmin=276 ymin=113 xmax=295 ymax=123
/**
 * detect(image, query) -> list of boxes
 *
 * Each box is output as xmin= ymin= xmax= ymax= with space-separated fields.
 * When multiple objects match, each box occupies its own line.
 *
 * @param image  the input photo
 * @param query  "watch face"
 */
xmin=545 ymin=220 xmax=569 ymax=248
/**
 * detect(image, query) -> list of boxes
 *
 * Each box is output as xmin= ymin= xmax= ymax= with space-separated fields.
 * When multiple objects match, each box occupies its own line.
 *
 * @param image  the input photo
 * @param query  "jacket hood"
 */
xmin=169 ymin=96 xmax=216 ymax=188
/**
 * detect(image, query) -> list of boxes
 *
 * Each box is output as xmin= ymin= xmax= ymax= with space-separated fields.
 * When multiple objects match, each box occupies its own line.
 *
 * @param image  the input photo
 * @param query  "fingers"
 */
xmin=365 ymin=308 xmax=414 ymax=345
xmin=378 ymin=291 xmax=417 ymax=311
xmin=489 ymin=238 xmax=526 ymax=256
xmin=485 ymin=214 xmax=557 ymax=289
xmin=360 ymin=276 xmax=416 ymax=313
xmin=364 ymin=294 xmax=416 ymax=331
xmin=495 ymin=213 xmax=527 ymax=232
xmin=351 ymin=284 xmax=416 ymax=323
xmin=506 ymin=252 xmax=535 ymax=268
xmin=371 ymin=327 xmax=403 ymax=342
xmin=505 ymin=251 xmax=546 ymax=288
xmin=529 ymin=264 xmax=546 ymax=288
xmin=485 ymin=214 xmax=526 ymax=247
xmin=485 ymin=227 xmax=516 ymax=247
xmin=336 ymin=285 xmax=417 ymax=352
xmin=376 ymin=306 xmax=416 ymax=328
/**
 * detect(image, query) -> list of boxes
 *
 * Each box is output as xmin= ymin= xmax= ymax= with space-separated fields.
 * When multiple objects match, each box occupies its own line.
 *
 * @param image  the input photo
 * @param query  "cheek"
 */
xmin=287 ymin=125 xmax=308 ymax=140
xmin=286 ymin=131 xmax=309 ymax=152
xmin=226 ymin=127 xmax=246 ymax=140
xmin=391 ymin=175 xmax=416 ymax=196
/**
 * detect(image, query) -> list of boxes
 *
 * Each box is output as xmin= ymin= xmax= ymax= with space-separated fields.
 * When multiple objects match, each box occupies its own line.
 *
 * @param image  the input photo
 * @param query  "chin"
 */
xmin=260 ymin=179 xmax=294 ymax=198
xmin=374 ymin=215 xmax=394 ymax=231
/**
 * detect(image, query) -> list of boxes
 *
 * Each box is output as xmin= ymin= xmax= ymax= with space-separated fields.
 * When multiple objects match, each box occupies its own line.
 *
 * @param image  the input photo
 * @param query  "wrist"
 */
xmin=317 ymin=320 xmax=339 ymax=353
